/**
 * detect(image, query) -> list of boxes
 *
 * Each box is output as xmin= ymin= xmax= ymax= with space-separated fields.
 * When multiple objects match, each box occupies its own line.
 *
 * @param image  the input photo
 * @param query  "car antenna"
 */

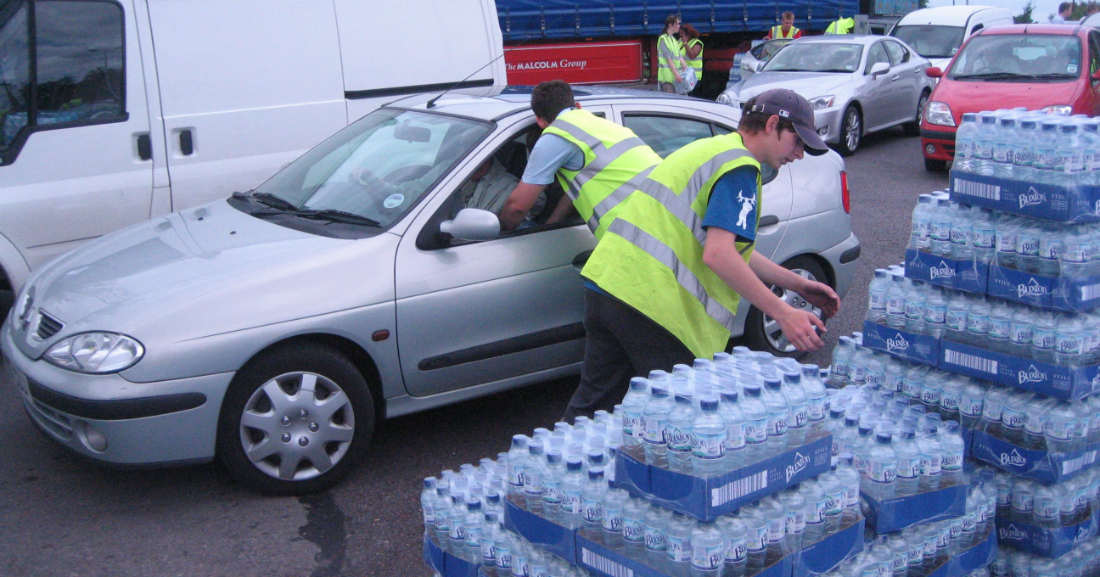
xmin=425 ymin=19 xmax=561 ymax=109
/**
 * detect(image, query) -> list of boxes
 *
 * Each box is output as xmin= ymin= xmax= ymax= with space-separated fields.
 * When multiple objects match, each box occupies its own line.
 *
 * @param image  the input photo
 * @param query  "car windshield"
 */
xmin=891 ymin=25 xmax=965 ymax=59
xmin=948 ymin=34 xmax=1083 ymax=80
xmin=763 ymin=43 xmax=863 ymax=73
xmin=751 ymin=39 xmax=792 ymax=60
xmin=252 ymin=108 xmax=493 ymax=229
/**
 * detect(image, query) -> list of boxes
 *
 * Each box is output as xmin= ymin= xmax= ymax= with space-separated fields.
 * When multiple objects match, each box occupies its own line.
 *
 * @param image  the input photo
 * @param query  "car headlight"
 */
xmin=808 ymin=95 xmax=835 ymax=110
xmin=925 ymin=102 xmax=955 ymax=127
xmin=1042 ymin=105 xmax=1073 ymax=116
xmin=44 ymin=332 xmax=145 ymax=373
xmin=716 ymin=92 xmax=734 ymax=106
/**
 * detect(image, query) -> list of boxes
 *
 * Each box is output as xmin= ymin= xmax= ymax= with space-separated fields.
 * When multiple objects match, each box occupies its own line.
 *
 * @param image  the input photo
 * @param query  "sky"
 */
xmin=925 ymin=0 xmax=1067 ymax=23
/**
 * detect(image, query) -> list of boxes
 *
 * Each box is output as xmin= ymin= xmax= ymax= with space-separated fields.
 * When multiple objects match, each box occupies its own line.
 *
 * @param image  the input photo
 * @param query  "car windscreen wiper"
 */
xmin=247 ymin=191 xmax=299 ymax=211
xmin=1029 ymin=73 xmax=1078 ymax=79
xmin=296 ymin=209 xmax=382 ymax=227
xmin=949 ymin=72 xmax=1030 ymax=80
xmin=814 ymin=68 xmax=855 ymax=73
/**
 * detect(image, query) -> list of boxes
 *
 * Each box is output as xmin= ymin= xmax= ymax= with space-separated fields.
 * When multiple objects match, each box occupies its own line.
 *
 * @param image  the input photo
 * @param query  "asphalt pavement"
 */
xmin=0 ymin=127 xmax=949 ymax=577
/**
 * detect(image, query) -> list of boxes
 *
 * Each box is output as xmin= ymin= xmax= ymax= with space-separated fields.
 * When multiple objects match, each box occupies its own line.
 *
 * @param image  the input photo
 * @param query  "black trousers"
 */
xmin=562 ymin=289 xmax=695 ymax=423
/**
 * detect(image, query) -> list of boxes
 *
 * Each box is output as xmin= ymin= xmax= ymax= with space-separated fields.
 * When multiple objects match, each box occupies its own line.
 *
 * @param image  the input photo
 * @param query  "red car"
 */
xmin=920 ymin=24 xmax=1100 ymax=172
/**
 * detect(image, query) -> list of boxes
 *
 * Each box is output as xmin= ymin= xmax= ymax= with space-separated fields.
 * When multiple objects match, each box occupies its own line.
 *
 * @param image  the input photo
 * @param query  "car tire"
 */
xmin=740 ymin=255 xmax=831 ymax=358
xmin=836 ymin=105 xmax=861 ymax=157
xmin=925 ymin=158 xmax=948 ymax=173
xmin=216 ymin=342 xmax=374 ymax=495
xmin=904 ymin=91 xmax=929 ymax=137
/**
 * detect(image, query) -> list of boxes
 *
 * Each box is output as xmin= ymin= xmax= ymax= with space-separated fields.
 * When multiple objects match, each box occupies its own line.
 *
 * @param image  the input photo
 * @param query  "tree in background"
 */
xmin=1014 ymin=0 xmax=1035 ymax=22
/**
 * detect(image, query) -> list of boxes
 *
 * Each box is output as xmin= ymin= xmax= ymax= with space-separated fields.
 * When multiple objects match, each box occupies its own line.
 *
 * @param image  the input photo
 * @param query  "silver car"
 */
xmin=1 ymin=88 xmax=860 ymax=494
xmin=717 ymin=35 xmax=935 ymax=156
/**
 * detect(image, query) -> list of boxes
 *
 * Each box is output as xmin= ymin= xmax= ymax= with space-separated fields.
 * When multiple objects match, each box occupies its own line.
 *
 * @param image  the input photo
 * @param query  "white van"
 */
xmin=0 ymin=0 xmax=505 ymax=297
xmin=889 ymin=6 xmax=1014 ymax=70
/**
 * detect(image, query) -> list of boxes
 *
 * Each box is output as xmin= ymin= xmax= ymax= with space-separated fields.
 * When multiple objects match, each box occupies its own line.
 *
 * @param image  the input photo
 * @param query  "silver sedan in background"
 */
xmin=718 ymin=35 xmax=934 ymax=156
xmin=2 ymin=88 xmax=860 ymax=495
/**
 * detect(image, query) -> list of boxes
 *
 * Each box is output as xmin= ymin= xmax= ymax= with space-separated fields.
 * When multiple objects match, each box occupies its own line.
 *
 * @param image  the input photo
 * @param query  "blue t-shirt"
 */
xmin=521 ymin=108 xmax=586 ymax=185
xmin=701 ymin=165 xmax=760 ymax=244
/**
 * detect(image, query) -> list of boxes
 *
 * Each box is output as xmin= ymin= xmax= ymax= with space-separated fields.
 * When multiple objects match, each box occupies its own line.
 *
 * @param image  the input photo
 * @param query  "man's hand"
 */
xmin=799 ymin=280 xmax=841 ymax=319
xmin=774 ymin=308 xmax=827 ymax=352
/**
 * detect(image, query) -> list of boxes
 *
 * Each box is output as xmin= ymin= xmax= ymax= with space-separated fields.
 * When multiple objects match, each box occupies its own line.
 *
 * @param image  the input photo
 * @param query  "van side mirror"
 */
xmin=439 ymin=208 xmax=500 ymax=241
xmin=869 ymin=62 xmax=891 ymax=77
xmin=925 ymin=67 xmax=943 ymax=78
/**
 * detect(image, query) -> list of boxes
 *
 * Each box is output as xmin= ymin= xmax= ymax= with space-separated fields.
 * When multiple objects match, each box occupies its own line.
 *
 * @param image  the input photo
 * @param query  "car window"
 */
xmin=1090 ymin=31 xmax=1100 ymax=76
xmin=253 ymin=108 xmax=492 ymax=231
xmin=1 ymin=0 xmax=126 ymax=163
xmin=764 ymin=42 xmax=863 ymax=73
xmin=891 ymin=25 xmax=965 ymax=59
xmin=949 ymin=34 xmax=1083 ymax=79
xmin=622 ymin=114 xmax=715 ymax=158
xmin=865 ymin=42 xmax=891 ymax=74
xmin=884 ymin=41 xmax=909 ymax=65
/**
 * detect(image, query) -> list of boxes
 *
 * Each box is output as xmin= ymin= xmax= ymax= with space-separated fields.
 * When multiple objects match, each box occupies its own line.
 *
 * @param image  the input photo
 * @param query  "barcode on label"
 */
xmin=1081 ymin=284 xmax=1100 ymax=301
xmin=712 ymin=471 xmax=768 ymax=506
xmin=944 ymin=350 xmax=998 ymax=374
xmin=582 ymin=548 xmax=633 ymax=577
xmin=1061 ymin=450 xmax=1099 ymax=475
xmin=953 ymin=178 xmax=1001 ymax=201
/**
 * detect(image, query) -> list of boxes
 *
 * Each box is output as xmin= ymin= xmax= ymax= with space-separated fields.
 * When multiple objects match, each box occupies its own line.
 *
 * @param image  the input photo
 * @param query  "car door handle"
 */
xmin=572 ymin=250 xmax=592 ymax=270
xmin=891 ymin=75 xmax=900 ymax=81
xmin=759 ymin=215 xmax=780 ymax=227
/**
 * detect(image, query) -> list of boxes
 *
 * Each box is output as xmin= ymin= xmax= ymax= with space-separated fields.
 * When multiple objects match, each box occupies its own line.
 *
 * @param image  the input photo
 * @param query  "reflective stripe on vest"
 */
xmin=686 ymin=39 xmax=703 ymax=74
xmin=581 ymin=134 xmax=761 ymax=356
xmin=770 ymin=25 xmax=799 ymax=39
xmin=542 ymin=110 xmax=661 ymax=238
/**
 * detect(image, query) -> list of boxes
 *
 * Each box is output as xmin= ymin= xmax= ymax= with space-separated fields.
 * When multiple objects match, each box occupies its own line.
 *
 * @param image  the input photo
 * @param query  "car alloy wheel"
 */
xmin=837 ymin=105 xmax=861 ymax=156
xmin=905 ymin=91 xmax=929 ymax=137
xmin=217 ymin=343 xmax=373 ymax=495
xmin=740 ymin=256 xmax=830 ymax=357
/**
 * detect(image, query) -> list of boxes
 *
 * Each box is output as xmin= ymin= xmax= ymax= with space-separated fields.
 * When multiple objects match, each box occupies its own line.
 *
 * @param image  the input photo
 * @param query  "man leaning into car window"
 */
xmin=498 ymin=80 xmax=662 ymax=239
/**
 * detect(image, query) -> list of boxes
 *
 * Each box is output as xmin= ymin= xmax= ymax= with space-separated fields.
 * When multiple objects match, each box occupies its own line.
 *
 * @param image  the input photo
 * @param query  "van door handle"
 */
xmin=179 ymin=129 xmax=194 ymax=156
xmin=136 ymin=133 xmax=152 ymax=161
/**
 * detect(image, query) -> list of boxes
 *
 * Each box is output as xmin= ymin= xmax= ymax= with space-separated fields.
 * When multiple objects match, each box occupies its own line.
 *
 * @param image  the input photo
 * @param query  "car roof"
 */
xmin=383 ymin=86 xmax=711 ymax=121
xmin=975 ymin=23 xmax=1086 ymax=36
xmin=788 ymin=35 xmax=894 ymax=46
xmin=896 ymin=5 xmax=1009 ymax=26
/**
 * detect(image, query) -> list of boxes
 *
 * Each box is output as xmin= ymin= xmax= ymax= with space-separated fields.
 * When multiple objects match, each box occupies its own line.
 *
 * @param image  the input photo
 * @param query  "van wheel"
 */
xmin=740 ymin=256 xmax=830 ymax=358
xmin=217 ymin=343 xmax=374 ymax=495
xmin=904 ymin=91 xmax=929 ymax=136
xmin=836 ymin=105 xmax=861 ymax=156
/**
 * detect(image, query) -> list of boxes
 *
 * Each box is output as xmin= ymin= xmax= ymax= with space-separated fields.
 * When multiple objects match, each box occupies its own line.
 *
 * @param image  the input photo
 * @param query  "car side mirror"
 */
xmin=439 ymin=208 xmax=500 ymax=241
xmin=926 ymin=67 xmax=944 ymax=78
xmin=748 ymin=61 xmax=765 ymax=73
xmin=869 ymin=62 xmax=891 ymax=77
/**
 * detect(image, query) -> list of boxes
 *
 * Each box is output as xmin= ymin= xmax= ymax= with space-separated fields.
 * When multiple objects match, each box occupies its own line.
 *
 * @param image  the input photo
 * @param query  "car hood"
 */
xmin=931 ymin=78 xmax=1085 ymax=122
xmin=732 ymin=71 xmax=854 ymax=99
xmin=17 ymin=199 xmax=398 ymax=360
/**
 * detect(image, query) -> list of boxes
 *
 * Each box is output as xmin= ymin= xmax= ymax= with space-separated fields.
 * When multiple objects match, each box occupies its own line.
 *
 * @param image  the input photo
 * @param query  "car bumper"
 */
xmin=819 ymin=232 xmax=861 ymax=299
xmin=813 ymin=108 xmax=845 ymax=145
xmin=921 ymin=127 xmax=956 ymax=161
xmin=2 ymin=320 xmax=234 ymax=466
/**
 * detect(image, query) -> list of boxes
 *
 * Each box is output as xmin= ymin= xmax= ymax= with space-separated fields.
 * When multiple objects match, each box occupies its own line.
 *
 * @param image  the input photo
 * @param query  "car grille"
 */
xmin=36 ymin=312 xmax=63 ymax=341
xmin=22 ymin=378 xmax=74 ymax=441
xmin=944 ymin=144 xmax=955 ymax=156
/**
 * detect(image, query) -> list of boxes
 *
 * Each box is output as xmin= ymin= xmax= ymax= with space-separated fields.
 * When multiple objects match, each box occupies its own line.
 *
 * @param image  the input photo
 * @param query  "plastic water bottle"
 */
xmin=867 ymin=430 xmax=898 ymax=500
xmin=802 ymin=480 xmax=828 ymax=545
xmin=622 ymin=497 xmax=648 ymax=549
xmin=580 ymin=467 xmax=607 ymax=539
xmin=909 ymin=196 xmax=934 ymax=252
xmin=1083 ymin=120 xmax=1100 ymax=186
xmin=690 ymin=521 xmax=725 ymax=577
xmin=1016 ymin=219 xmax=1042 ymax=273
xmin=930 ymin=198 xmax=954 ymax=257
xmin=954 ymin=113 xmax=979 ymax=174
xmin=742 ymin=505 xmax=769 ymax=573
xmin=761 ymin=497 xmax=790 ymax=565
xmin=782 ymin=371 xmax=809 ymax=446
xmin=780 ymin=485 xmax=807 ymax=553
xmin=718 ymin=389 xmax=747 ymax=472
xmin=666 ymin=511 xmax=696 ymax=569
xmin=1013 ymin=117 xmax=1038 ymax=184
xmin=1061 ymin=224 xmax=1092 ymax=279
xmin=995 ymin=213 xmax=1019 ymax=269
xmin=506 ymin=435 xmax=529 ymax=497
xmin=1055 ymin=313 xmax=1085 ymax=367
xmin=1033 ymin=483 xmax=1061 ymax=529
xmin=642 ymin=386 xmax=673 ymax=466
xmin=830 ymin=336 xmax=854 ymax=386
xmin=939 ymin=421 xmax=965 ymax=486
xmin=987 ymin=299 xmax=1013 ymax=354
xmin=867 ymin=269 xmax=890 ymax=324
xmin=717 ymin=515 xmax=748 ymax=577
xmin=835 ymin=454 xmax=862 ymax=525
xmin=422 ymin=477 xmax=438 ymax=527
xmin=621 ymin=377 xmax=650 ymax=448
xmin=692 ymin=398 xmax=727 ymax=477
xmin=1038 ymin=223 xmax=1063 ymax=277
xmin=541 ymin=450 xmax=564 ymax=518
xmin=972 ymin=113 xmax=997 ymax=175
xmin=559 ymin=457 xmax=585 ymax=528
xmin=1034 ymin=119 xmax=1060 ymax=185
xmin=801 ymin=365 xmax=828 ymax=432
xmin=964 ymin=296 xmax=991 ymax=349
xmin=991 ymin=116 xmax=1017 ymax=178
xmin=1056 ymin=121 xmax=1084 ymax=189
xmin=1032 ymin=311 xmax=1058 ymax=363
xmin=667 ymin=394 xmax=697 ymax=472
xmin=950 ymin=203 xmax=973 ymax=261
xmin=818 ymin=469 xmax=844 ymax=536
xmin=1046 ymin=400 xmax=1078 ymax=454
xmin=1009 ymin=303 xmax=1034 ymax=358
xmin=644 ymin=504 xmax=672 ymax=561
xmin=601 ymin=488 xmax=629 ymax=547
xmin=894 ymin=428 xmax=921 ymax=497
xmin=762 ymin=378 xmax=790 ymax=455
xmin=886 ymin=274 xmax=908 ymax=329
xmin=945 ymin=290 xmax=969 ymax=343
xmin=741 ymin=384 xmax=770 ymax=464
xmin=916 ymin=425 xmax=943 ymax=492
xmin=959 ymin=379 xmax=986 ymax=430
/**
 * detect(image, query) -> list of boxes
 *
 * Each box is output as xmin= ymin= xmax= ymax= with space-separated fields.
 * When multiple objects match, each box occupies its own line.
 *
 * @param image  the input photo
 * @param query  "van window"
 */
xmin=891 ymin=25 xmax=966 ymax=59
xmin=0 ymin=0 xmax=125 ymax=161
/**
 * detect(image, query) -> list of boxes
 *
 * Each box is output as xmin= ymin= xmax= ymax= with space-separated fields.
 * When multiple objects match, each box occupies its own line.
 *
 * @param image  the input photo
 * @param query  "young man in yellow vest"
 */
xmin=500 ymin=81 xmax=661 ymax=238
xmin=764 ymin=12 xmax=802 ymax=40
xmin=562 ymin=88 xmax=841 ymax=421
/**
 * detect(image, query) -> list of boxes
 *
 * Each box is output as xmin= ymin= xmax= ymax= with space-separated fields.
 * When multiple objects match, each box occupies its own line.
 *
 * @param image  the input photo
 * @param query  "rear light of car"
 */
xmin=841 ymin=171 xmax=850 ymax=214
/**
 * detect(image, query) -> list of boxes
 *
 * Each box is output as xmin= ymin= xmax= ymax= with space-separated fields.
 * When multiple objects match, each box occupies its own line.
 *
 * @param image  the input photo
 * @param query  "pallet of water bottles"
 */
xmin=425 ymin=531 xmax=482 ymax=577
xmin=992 ymin=538 xmax=1100 ymax=577
xmin=948 ymin=168 xmax=1100 ymax=224
xmin=970 ymin=429 xmax=1100 ymax=485
xmin=990 ymin=467 xmax=1100 ymax=557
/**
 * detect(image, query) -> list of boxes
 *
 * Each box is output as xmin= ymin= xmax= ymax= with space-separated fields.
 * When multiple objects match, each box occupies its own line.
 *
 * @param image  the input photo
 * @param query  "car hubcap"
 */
xmin=239 ymin=371 xmax=355 ymax=481
xmin=761 ymin=268 xmax=824 ymax=354
xmin=845 ymin=110 xmax=860 ymax=150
